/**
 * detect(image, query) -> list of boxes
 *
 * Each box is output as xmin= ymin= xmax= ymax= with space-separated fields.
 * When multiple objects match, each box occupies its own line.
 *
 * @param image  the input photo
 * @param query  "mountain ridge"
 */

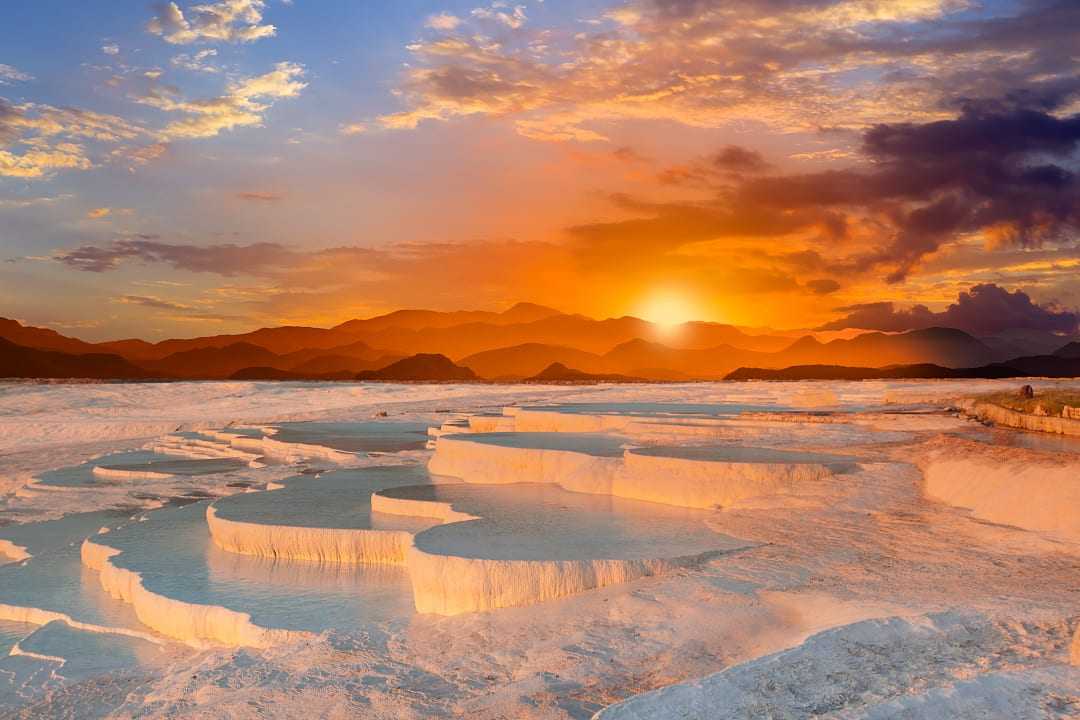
xmin=2 ymin=312 xmax=1078 ymax=381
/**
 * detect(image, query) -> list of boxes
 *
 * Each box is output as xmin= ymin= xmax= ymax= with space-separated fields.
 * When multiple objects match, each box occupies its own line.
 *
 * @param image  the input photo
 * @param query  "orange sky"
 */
xmin=1 ymin=0 xmax=1079 ymax=340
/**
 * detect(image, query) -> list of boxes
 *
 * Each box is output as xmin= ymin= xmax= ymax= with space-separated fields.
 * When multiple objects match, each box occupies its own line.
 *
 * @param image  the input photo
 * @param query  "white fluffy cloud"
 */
xmin=148 ymin=0 xmax=276 ymax=44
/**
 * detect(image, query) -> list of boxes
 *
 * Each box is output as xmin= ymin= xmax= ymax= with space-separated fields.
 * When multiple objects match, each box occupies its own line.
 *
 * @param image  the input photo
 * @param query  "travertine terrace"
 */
xmin=0 ymin=380 xmax=1078 ymax=718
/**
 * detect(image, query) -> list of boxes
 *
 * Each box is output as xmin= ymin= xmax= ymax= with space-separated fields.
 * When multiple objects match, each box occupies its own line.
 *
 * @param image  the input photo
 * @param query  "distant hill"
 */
xmin=1054 ymin=342 xmax=1080 ymax=359
xmin=355 ymin=354 xmax=478 ymax=382
xmin=461 ymin=343 xmax=606 ymax=380
xmin=0 ymin=318 xmax=105 ymax=355
xmin=0 ymin=338 xmax=152 ymax=379
xmin=335 ymin=312 xmax=790 ymax=359
xmin=979 ymin=329 xmax=1080 ymax=360
xmin=525 ymin=362 xmax=648 ymax=383
xmin=145 ymin=342 xmax=284 ymax=379
xmin=997 ymin=354 xmax=1080 ymax=378
xmin=333 ymin=302 xmax=563 ymax=335
xmin=287 ymin=353 xmax=403 ymax=376
xmin=726 ymin=352 xmax=1080 ymax=381
xmin=771 ymin=327 xmax=996 ymax=369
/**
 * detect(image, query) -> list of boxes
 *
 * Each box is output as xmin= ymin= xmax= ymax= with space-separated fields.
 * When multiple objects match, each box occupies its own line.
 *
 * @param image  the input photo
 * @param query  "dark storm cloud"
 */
xmin=818 ymin=283 xmax=1080 ymax=335
xmin=54 ymin=238 xmax=306 ymax=275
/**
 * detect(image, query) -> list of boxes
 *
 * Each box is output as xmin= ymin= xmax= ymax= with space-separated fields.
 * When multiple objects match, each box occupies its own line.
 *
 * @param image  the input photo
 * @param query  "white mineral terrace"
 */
xmin=429 ymin=428 xmax=856 ymax=510
xmin=0 ymin=382 xmax=1078 ymax=718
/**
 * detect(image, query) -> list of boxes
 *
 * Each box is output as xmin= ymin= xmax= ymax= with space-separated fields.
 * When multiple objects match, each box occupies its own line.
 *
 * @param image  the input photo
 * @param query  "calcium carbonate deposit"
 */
xmin=0 ymin=379 xmax=1078 ymax=718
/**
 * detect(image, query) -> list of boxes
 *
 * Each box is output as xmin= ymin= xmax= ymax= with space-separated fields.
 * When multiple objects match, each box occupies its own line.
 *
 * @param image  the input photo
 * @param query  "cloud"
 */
xmin=740 ymin=103 xmax=1080 ymax=281
xmin=0 ymin=64 xmax=33 ymax=84
xmin=236 ymin=191 xmax=282 ymax=202
xmin=817 ymin=283 xmax=1079 ymax=336
xmin=86 ymin=207 xmax=112 ymax=219
xmin=102 ymin=43 xmax=120 ymax=56
xmin=112 ymin=142 xmax=170 ymax=168
xmin=54 ymin=238 xmax=306 ymax=275
xmin=338 ymin=122 xmax=367 ymax=136
xmin=806 ymin=278 xmax=841 ymax=295
xmin=426 ymin=13 xmax=462 ymax=30
xmin=1 ymin=56 xmax=302 ymax=178
xmin=383 ymin=0 xmax=1079 ymax=142
xmin=0 ymin=194 xmax=71 ymax=210
xmin=711 ymin=146 xmax=771 ymax=174
xmin=137 ymin=61 xmax=306 ymax=139
xmin=0 ymin=97 xmax=148 ymax=178
xmin=659 ymin=145 xmax=771 ymax=185
xmin=170 ymin=48 xmax=220 ymax=73
xmin=471 ymin=3 xmax=528 ymax=29
xmin=115 ymin=294 xmax=192 ymax=311
xmin=148 ymin=0 xmax=276 ymax=45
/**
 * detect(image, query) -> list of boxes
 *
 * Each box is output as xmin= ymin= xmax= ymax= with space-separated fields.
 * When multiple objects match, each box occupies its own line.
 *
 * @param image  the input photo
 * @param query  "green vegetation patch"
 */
xmin=979 ymin=389 xmax=1080 ymax=416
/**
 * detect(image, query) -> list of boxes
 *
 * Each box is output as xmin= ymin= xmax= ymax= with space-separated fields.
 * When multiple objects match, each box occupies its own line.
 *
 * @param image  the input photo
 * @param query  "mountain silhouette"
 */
xmin=1 ymin=308 xmax=1077 ymax=381
xmin=355 ymin=353 xmax=477 ymax=382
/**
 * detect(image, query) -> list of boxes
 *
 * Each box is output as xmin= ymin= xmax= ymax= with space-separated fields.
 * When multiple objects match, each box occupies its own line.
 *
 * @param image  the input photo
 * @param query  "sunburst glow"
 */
xmin=635 ymin=291 xmax=702 ymax=328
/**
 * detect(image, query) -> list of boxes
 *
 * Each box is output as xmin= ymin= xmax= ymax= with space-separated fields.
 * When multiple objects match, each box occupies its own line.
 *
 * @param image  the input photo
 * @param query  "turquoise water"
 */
xmin=0 ymin=619 xmax=34 ymax=657
xmin=384 ymin=483 xmax=745 ymax=562
xmin=36 ymin=450 xmax=246 ymax=488
xmin=453 ymin=432 xmax=630 ymax=456
xmin=212 ymin=465 xmax=441 ymax=534
xmin=99 ymin=501 xmax=417 ymax=633
xmin=267 ymin=421 xmax=430 ymax=453
xmin=0 ymin=511 xmax=151 ymax=634
xmin=628 ymin=445 xmax=856 ymax=464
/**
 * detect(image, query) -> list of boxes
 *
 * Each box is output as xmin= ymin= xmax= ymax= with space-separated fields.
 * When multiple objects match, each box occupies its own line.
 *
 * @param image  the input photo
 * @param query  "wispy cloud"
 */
xmin=0 ymin=97 xmax=146 ymax=178
xmin=136 ymin=61 xmax=306 ymax=139
xmin=236 ymin=191 xmax=283 ymax=201
xmin=0 ymin=64 xmax=33 ymax=84
xmin=170 ymin=48 xmax=220 ymax=73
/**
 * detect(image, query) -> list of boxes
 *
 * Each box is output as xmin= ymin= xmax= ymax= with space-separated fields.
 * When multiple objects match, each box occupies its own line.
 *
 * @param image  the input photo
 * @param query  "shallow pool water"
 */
xmin=0 ymin=619 xmax=34 ymax=657
xmin=628 ymin=445 xmax=856 ymax=465
xmin=385 ymin=483 xmax=746 ymax=561
xmin=0 ymin=511 xmax=151 ymax=634
xmin=98 ymin=502 xmax=418 ymax=633
xmin=452 ymin=432 xmax=630 ymax=456
xmin=36 ymin=450 xmax=247 ymax=488
xmin=211 ymin=464 xmax=443 ymax=534
xmin=267 ymin=421 xmax=431 ymax=453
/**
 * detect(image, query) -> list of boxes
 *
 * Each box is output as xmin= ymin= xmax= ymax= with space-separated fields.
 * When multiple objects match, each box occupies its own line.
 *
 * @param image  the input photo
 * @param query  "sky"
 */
xmin=1 ymin=0 xmax=1079 ymax=340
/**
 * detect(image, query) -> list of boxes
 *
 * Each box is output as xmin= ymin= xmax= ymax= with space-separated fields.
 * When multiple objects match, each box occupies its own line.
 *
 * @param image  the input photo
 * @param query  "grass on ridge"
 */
xmin=980 ymin=389 xmax=1080 ymax=416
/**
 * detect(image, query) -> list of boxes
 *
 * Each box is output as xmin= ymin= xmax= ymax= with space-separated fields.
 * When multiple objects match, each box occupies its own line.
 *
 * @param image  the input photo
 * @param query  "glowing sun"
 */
xmin=636 ymin=291 xmax=702 ymax=327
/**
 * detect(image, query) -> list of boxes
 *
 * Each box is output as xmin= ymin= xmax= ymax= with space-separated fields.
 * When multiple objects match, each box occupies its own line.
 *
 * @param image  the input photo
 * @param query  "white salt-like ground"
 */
xmin=0 ymin=379 xmax=1078 ymax=718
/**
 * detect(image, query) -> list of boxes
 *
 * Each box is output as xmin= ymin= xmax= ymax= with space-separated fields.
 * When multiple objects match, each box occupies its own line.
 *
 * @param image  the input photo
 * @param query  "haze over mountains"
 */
xmin=1 ymin=303 xmax=1079 ymax=382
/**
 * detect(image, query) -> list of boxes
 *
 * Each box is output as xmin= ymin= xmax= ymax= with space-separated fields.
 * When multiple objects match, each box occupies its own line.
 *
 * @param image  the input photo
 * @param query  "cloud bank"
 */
xmin=818 ymin=284 xmax=1080 ymax=336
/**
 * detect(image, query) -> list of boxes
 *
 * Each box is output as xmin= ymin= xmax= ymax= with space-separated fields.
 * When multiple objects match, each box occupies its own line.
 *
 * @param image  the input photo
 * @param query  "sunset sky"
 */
xmin=2 ymin=0 xmax=1079 ymax=340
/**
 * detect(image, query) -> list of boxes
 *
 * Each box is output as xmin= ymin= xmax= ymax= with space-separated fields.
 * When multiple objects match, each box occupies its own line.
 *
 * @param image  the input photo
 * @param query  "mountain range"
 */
xmin=1 ymin=304 xmax=1079 ymax=382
